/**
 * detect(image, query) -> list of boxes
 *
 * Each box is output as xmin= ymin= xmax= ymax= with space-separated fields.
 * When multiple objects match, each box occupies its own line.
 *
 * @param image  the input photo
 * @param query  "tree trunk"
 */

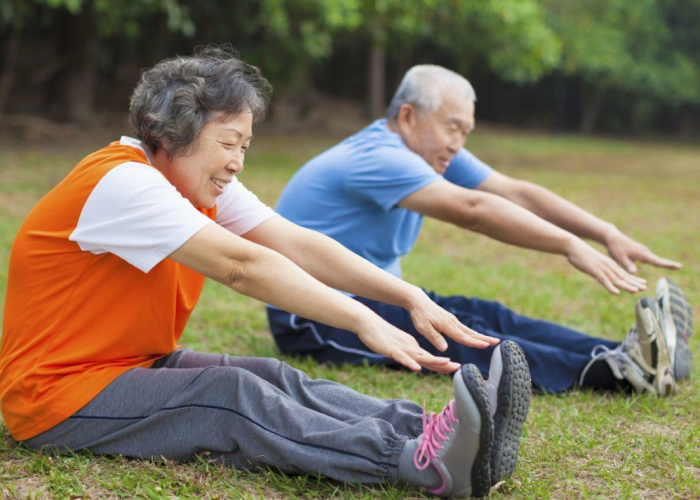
xmin=678 ymin=105 xmax=697 ymax=139
xmin=49 ymin=9 xmax=99 ymax=123
xmin=552 ymin=70 xmax=566 ymax=134
xmin=0 ymin=18 xmax=23 ymax=116
xmin=368 ymin=45 xmax=386 ymax=119
xmin=394 ymin=49 xmax=412 ymax=91
xmin=298 ymin=67 xmax=318 ymax=119
xmin=579 ymin=82 xmax=607 ymax=134
xmin=629 ymin=99 xmax=654 ymax=135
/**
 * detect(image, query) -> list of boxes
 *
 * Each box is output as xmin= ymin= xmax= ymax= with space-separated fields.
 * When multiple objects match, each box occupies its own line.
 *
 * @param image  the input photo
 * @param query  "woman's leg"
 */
xmin=26 ymin=363 xmax=417 ymax=484
xmin=153 ymin=351 xmax=424 ymax=437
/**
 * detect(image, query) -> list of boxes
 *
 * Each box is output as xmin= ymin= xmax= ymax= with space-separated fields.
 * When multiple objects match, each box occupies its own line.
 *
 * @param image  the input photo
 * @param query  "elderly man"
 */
xmin=268 ymin=65 xmax=693 ymax=395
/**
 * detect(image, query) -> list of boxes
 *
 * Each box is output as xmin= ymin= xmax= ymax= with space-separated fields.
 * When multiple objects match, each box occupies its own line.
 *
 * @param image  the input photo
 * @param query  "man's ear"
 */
xmin=397 ymin=103 xmax=417 ymax=127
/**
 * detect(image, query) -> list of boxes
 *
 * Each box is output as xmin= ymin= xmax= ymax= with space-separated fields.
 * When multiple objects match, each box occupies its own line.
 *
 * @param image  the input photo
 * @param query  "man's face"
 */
xmin=401 ymin=91 xmax=475 ymax=174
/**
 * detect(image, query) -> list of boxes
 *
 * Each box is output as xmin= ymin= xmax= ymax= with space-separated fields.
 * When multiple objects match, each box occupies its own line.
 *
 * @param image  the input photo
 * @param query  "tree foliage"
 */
xmin=2 ymin=0 xmax=700 ymax=132
xmin=544 ymin=0 xmax=700 ymax=107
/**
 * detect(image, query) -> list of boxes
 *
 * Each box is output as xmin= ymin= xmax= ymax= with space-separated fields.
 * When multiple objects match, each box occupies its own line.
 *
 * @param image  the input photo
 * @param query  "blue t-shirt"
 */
xmin=276 ymin=119 xmax=494 ymax=277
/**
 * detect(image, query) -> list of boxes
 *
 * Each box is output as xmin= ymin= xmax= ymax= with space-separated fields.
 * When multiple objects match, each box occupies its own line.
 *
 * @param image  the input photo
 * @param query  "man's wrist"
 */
xmin=599 ymin=223 xmax=620 ymax=245
xmin=560 ymin=234 xmax=583 ymax=256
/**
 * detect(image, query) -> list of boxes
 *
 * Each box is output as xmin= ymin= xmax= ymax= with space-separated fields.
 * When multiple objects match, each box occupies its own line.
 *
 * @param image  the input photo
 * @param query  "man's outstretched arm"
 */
xmin=476 ymin=172 xmax=682 ymax=273
xmin=399 ymin=180 xmax=647 ymax=295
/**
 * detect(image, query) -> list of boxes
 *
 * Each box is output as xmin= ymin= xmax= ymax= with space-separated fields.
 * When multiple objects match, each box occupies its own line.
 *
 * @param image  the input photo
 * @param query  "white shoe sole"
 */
xmin=656 ymin=278 xmax=678 ymax=379
xmin=638 ymin=299 xmax=675 ymax=396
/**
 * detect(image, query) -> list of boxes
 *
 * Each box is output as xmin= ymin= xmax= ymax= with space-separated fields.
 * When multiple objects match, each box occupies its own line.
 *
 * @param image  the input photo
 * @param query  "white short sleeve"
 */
xmin=216 ymin=178 xmax=277 ymax=235
xmin=69 ymin=162 xmax=214 ymax=273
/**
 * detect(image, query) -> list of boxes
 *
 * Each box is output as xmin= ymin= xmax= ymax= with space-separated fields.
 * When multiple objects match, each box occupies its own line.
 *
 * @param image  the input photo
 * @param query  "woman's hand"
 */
xmin=354 ymin=312 xmax=462 ymax=373
xmin=404 ymin=288 xmax=499 ymax=352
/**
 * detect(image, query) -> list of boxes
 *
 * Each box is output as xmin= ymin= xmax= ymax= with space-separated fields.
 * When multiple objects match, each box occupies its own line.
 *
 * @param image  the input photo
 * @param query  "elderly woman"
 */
xmin=0 ymin=47 xmax=530 ymax=498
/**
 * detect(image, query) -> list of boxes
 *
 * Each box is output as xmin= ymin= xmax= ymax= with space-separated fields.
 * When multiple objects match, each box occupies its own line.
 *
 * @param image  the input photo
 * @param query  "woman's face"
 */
xmin=160 ymin=112 xmax=253 ymax=208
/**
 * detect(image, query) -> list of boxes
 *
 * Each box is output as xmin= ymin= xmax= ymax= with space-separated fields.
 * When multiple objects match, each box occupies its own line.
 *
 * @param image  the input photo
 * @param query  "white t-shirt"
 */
xmin=69 ymin=137 xmax=277 ymax=273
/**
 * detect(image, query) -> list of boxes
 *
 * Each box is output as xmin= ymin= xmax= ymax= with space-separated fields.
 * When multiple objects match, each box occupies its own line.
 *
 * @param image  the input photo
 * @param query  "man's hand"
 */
xmin=354 ymin=313 xmax=462 ymax=374
xmin=405 ymin=288 xmax=500 ymax=352
xmin=605 ymin=229 xmax=682 ymax=274
xmin=566 ymin=239 xmax=648 ymax=294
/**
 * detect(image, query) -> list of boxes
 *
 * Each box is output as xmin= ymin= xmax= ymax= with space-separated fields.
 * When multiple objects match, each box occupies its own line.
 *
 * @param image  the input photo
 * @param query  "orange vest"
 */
xmin=0 ymin=142 xmax=216 ymax=441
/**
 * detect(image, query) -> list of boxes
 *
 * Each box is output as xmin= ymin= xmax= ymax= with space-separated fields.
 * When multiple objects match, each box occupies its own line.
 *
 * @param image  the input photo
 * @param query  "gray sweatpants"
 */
xmin=26 ymin=350 xmax=425 ymax=484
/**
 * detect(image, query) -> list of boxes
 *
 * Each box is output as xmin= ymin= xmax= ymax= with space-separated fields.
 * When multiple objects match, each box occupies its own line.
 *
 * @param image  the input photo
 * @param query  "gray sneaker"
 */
xmin=413 ymin=364 xmax=493 ymax=497
xmin=656 ymin=277 xmax=694 ymax=380
xmin=484 ymin=341 xmax=531 ymax=485
xmin=579 ymin=297 xmax=675 ymax=395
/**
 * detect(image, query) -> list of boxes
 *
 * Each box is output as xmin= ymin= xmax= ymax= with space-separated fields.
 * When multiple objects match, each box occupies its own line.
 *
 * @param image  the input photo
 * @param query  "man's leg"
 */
xmin=268 ymin=292 xmax=619 ymax=393
xmin=26 ymin=360 xmax=420 ymax=484
xmin=430 ymin=292 xmax=618 ymax=356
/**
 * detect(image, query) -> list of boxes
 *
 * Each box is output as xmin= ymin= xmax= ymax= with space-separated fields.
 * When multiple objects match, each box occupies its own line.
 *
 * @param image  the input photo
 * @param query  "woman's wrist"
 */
xmin=343 ymin=300 xmax=378 ymax=335
xmin=399 ymin=284 xmax=428 ymax=312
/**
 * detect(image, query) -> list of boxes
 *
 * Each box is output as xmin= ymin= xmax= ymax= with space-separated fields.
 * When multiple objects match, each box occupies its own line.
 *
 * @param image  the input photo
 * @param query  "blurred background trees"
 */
xmin=1 ymin=0 xmax=699 ymax=136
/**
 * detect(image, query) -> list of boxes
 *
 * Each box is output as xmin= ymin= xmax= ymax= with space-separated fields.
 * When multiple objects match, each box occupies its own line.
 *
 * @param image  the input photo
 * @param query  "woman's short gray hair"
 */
xmin=386 ymin=65 xmax=476 ymax=120
xmin=129 ymin=45 xmax=272 ymax=157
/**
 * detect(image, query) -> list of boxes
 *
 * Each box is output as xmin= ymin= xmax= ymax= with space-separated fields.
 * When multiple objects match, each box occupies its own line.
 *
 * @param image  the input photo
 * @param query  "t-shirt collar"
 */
xmin=119 ymin=136 xmax=153 ymax=165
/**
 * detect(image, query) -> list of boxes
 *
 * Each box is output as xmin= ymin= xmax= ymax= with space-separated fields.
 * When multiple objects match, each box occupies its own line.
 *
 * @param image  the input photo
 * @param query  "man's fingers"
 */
xmin=612 ymin=272 xmax=644 ymax=293
xmin=605 ymin=259 xmax=645 ymax=293
xmin=616 ymin=253 xmax=638 ymax=274
xmin=595 ymin=270 xmax=619 ymax=295
xmin=638 ymin=252 xmax=682 ymax=269
xmin=608 ymin=269 xmax=642 ymax=293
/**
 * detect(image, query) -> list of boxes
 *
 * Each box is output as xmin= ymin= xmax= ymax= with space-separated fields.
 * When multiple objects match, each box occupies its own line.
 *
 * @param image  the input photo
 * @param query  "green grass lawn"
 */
xmin=1 ymin=127 xmax=699 ymax=499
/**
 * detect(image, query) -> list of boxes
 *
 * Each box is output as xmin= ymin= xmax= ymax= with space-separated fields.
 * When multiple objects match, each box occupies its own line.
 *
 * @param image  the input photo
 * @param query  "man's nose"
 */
xmin=449 ymin=135 xmax=466 ymax=153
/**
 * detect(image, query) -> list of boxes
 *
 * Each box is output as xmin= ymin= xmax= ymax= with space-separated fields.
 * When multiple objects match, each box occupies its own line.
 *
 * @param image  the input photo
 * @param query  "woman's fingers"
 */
xmin=389 ymin=335 xmax=459 ymax=373
xmin=413 ymin=304 xmax=498 ymax=350
xmin=414 ymin=318 xmax=448 ymax=351
xmin=453 ymin=320 xmax=499 ymax=346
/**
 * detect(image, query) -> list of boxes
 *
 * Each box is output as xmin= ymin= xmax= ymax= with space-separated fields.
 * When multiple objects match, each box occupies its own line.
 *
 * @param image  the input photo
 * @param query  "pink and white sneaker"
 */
xmin=413 ymin=364 xmax=494 ymax=498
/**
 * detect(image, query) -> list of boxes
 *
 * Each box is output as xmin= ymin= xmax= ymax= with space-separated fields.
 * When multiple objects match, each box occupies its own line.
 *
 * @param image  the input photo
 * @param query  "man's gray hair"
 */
xmin=386 ymin=65 xmax=476 ymax=120
xmin=129 ymin=45 xmax=272 ymax=157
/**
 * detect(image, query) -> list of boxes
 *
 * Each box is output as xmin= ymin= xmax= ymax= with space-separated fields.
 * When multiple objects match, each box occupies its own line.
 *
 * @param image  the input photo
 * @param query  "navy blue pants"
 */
xmin=267 ymin=291 xmax=619 ymax=393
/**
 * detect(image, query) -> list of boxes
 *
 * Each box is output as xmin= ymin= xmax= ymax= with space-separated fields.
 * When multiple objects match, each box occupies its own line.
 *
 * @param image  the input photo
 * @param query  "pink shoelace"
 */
xmin=413 ymin=399 xmax=458 ymax=471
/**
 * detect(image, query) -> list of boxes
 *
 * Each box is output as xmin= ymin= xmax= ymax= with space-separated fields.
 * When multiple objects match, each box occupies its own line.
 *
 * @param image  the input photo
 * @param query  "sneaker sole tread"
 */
xmin=491 ymin=341 xmax=531 ymax=485
xmin=460 ymin=364 xmax=494 ymax=498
